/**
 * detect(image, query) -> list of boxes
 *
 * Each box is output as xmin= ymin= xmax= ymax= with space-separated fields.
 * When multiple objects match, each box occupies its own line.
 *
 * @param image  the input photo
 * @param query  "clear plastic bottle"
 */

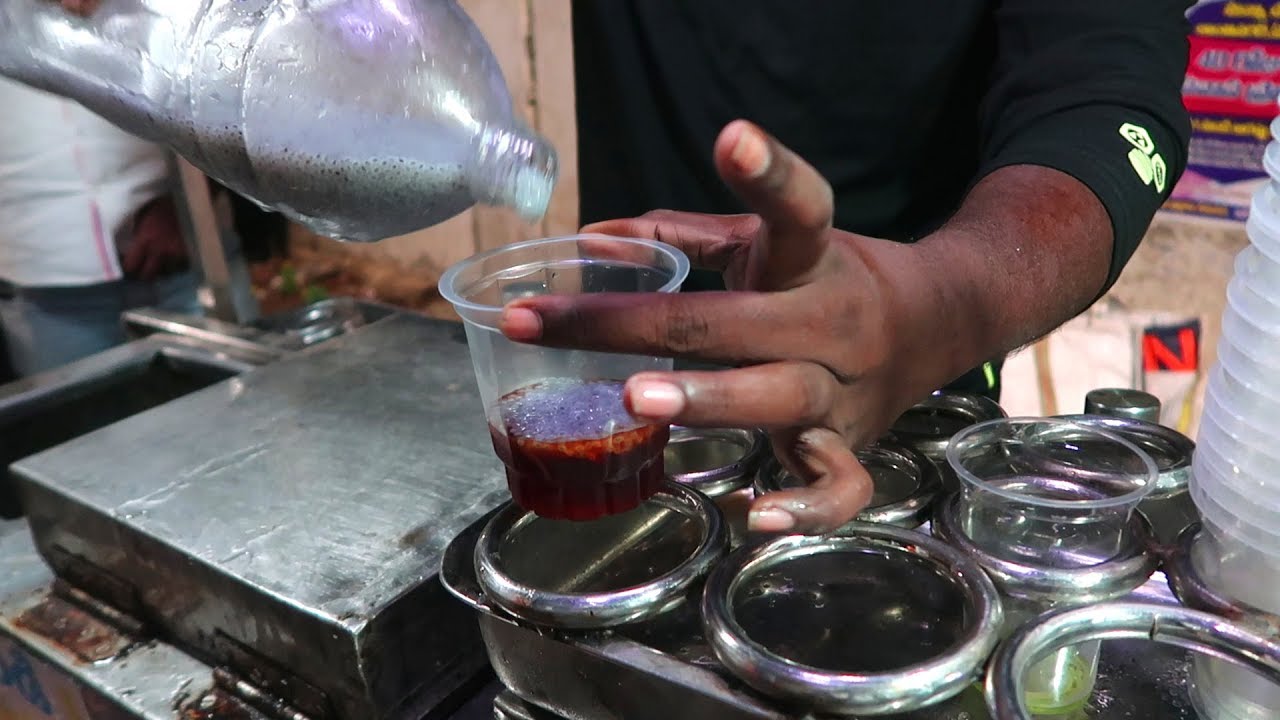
xmin=0 ymin=0 xmax=558 ymax=242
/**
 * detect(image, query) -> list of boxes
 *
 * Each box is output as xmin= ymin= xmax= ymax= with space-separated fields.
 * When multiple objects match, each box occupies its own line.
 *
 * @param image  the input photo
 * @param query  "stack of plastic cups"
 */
xmin=1188 ymin=112 xmax=1280 ymax=720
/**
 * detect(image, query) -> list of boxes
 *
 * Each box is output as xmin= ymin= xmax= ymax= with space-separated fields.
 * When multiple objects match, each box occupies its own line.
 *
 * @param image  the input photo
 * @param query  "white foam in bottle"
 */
xmin=0 ymin=0 xmax=557 ymax=242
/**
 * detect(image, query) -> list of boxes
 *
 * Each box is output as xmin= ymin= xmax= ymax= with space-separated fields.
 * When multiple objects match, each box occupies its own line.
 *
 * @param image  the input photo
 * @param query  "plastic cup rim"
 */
xmin=1226 ymin=275 xmax=1280 ymax=338
xmin=438 ymin=233 xmax=692 ymax=318
xmin=1194 ymin=428 xmax=1280 ymax=504
xmin=1218 ymin=317 xmax=1280 ymax=377
xmin=1231 ymin=250 xmax=1280 ymax=308
xmin=1215 ymin=340 xmax=1280 ymax=407
xmin=1193 ymin=445 xmax=1280 ymax=511
xmin=1202 ymin=366 xmax=1280 ymax=443
xmin=1249 ymin=181 xmax=1280 ymax=256
xmin=1200 ymin=392 xmax=1280 ymax=467
xmin=1192 ymin=481 xmax=1280 ymax=554
xmin=1248 ymin=181 xmax=1280 ymax=246
xmin=1266 ymin=141 xmax=1280 ymax=183
xmin=946 ymin=417 xmax=1159 ymax=512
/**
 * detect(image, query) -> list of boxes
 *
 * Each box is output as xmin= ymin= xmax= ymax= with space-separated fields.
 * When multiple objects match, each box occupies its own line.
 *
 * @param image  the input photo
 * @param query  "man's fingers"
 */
xmin=749 ymin=428 xmax=874 ymax=535
xmin=501 ymin=291 xmax=805 ymax=365
xmin=580 ymin=211 xmax=757 ymax=273
xmin=621 ymin=363 xmax=837 ymax=428
xmin=713 ymin=121 xmax=835 ymax=290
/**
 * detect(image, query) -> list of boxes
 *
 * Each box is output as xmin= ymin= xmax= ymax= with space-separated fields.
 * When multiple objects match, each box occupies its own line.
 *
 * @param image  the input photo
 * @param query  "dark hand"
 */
xmin=123 ymin=196 xmax=190 ymax=281
xmin=499 ymin=121 xmax=960 ymax=534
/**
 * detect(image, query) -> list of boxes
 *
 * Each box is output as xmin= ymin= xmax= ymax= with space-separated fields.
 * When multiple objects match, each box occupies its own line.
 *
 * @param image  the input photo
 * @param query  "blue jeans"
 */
xmin=0 ymin=272 xmax=201 ymax=377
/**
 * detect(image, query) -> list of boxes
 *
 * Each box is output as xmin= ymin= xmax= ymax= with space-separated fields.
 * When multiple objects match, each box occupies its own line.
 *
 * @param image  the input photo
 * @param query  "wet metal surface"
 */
xmin=443 ymin=507 xmax=1206 ymax=720
xmin=123 ymin=299 xmax=399 ymax=361
xmin=1 ymin=521 xmax=273 ymax=720
xmin=0 ymin=337 xmax=254 ymax=518
xmin=14 ymin=315 xmax=507 ymax=719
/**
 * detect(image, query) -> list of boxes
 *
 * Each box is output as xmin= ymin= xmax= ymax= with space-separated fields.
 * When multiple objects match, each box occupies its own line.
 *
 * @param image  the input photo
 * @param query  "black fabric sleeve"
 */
xmin=978 ymin=1 xmax=1194 ymax=294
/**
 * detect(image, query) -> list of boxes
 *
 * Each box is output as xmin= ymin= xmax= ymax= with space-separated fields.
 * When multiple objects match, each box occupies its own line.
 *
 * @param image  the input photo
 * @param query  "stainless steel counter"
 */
xmin=13 ymin=314 xmax=509 ymax=719
xmin=1 ymin=520 xmax=276 ymax=720
xmin=0 ymin=335 xmax=257 ymax=518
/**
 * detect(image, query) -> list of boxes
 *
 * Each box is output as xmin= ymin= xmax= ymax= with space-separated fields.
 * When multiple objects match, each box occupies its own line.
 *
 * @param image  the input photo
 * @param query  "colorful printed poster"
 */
xmin=1164 ymin=1 xmax=1280 ymax=222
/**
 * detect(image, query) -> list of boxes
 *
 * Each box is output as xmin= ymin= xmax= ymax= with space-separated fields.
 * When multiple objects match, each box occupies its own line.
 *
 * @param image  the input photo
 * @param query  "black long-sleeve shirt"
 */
xmin=571 ymin=1 xmax=1193 ymax=397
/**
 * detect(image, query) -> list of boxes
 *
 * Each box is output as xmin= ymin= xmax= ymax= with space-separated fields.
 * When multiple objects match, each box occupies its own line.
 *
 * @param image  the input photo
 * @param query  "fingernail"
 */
xmin=729 ymin=124 xmax=771 ymax=180
xmin=626 ymin=379 xmax=686 ymax=421
xmin=500 ymin=307 xmax=542 ymax=341
xmin=749 ymin=507 xmax=796 ymax=533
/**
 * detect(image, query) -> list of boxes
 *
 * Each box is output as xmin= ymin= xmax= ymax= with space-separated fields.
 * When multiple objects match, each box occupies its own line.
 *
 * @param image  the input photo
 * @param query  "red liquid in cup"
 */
xmin=489 ymin=379 xmax=669 ymax=520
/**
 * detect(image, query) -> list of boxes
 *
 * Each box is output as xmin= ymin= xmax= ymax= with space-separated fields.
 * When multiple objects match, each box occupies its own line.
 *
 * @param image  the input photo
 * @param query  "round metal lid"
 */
xmin=892 ymin=392 xmax=1008 ymax=459
xmin=1165 ymin=523 xmax=1280 ymax=636
xmin=701 ymin=523 xmax=1003 ymax=716
xmin=754 ymin=441 xmax=941 ymax=528
xmin=474 ymin=482 xmax=729 ymax=629
xmin=932 ymin=494 xmax=1158 ymax=604
xmin=985 ymin=602 xmax=1280 ymax=720
xmin=665 ymin=427 xmax=767 ymax=498
xmin=1084 ymin=388 xmax=1162 ymax=424
xmin=1058 ymin=414 xmax=1193 ymax=497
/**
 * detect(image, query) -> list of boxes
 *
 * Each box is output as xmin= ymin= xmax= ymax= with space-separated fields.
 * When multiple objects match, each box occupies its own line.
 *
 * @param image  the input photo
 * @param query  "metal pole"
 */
xmin=170 ymin=155 xmax=259 ymax=325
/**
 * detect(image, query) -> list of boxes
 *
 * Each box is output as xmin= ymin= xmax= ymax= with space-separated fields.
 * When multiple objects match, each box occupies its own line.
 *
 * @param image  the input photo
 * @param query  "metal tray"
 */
xmin=13 ymin=315 xmax=508 ymax=720
xmin=123 ymin=298 xmax=400 ymax=360
xmin=0 ymin=337 xmax=254 ymax=518
xmin=442 ymin=506 xmax=1203 ymax=720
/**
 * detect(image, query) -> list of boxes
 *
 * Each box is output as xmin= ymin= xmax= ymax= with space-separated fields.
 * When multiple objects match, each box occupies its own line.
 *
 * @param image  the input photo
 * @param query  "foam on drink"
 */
xmin=491 ymin=379 xmax=668 ymax=521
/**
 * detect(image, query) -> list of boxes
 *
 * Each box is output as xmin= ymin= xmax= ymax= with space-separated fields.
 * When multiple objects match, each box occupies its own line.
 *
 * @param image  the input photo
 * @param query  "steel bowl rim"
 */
xmin=932 ymin=493 xmax=1159 ymax=603
xmin=753 ymin=441 xmax=943 ymax=529
xmin=667 ymin=426 xmax=768 ymax=498
xmin=945 ymin=417 xmax=1160 ymax=512
xmin=1053 ymin=414 xmax=1193 ymax=497
xmin=701 ymin=522 xmax=1004 ymax=716
xmin=985 ymin=601 xmax=1280 ymax=720
xmin=892 ymin=391 xmax=1009 ymax=458
xmin=474 ymin=482 xmax=729 ymax=630
xmin=1164 ymin=522 xmax=1280 ymax=636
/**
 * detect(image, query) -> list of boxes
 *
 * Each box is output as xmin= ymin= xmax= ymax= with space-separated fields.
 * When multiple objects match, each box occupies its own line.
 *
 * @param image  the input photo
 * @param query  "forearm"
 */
xmin=910 ymin=164 xmax=1115 ymax=382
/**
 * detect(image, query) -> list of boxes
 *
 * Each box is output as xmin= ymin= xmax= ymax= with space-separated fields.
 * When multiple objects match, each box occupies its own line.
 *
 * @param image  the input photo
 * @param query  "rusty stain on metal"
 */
xmin=178 ymin=689 xmax=254 ymax=720
xmin=13 ymin=592 xmax=134 ymax=663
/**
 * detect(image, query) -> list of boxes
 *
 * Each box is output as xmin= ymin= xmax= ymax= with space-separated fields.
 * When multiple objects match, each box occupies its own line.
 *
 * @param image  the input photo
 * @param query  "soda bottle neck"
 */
xmin=467 ymin=123 xmax=558 ymax=224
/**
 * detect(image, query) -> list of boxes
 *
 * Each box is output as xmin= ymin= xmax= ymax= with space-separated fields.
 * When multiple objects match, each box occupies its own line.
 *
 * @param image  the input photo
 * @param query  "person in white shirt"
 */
xmin=0 ymin=76 xmax=199 ymax=376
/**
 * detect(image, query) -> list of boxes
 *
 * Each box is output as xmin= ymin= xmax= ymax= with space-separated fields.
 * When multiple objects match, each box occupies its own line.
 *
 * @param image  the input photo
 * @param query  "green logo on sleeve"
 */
xmin=1120 ymin=123 xmax=1166 ymax=193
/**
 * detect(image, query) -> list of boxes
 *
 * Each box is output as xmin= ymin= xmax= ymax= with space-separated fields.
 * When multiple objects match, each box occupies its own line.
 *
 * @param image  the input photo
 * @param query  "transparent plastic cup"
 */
xmin=1205 ymin=361 xmax=1280 ymax=436
xmin=1202 ymin=379 xmax=1280 ymax=461
xmin=1217 ymin=332 xmax=1280 ymax=392
xmin=1225 ymin=276 xmax=1280 ymax=351
xmin=1192 ymin=652 xmax=1280 ymax=720
xmin=948 ymin=418 xmax=1159 ymax=568
xmin=1233 ymin=240 xmax=1280 ymax=296
xmin=947 ymin=418 xmax=1157 ymax=716
xmin=1197 ymin=406 xmax=1280 ymax=488
xmin=1214 ymin=329 xmax=1280 ymax=409
xmin=1196 ymin=406 xmax=1280 ymax=509
xmin=1191 ymin=440 xmax=1280 ymax=537
xmin=1198 ymin=507 xmax=1280 ymax=614
xmin=1190 ymin=474 xmax=1280 ymax=560
xmin=1236 ymin=245 xmax=1280 ymax=310
xmin=440 ymin=234 xmax=690 ymax=521
xmin=1213 ymin=322 xmax=1280 ymax=407
xmin=1189 ymin=507 xmax=1280 ymax=720
xmin=1246 ymin=180 xmax=1280 ymax=258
